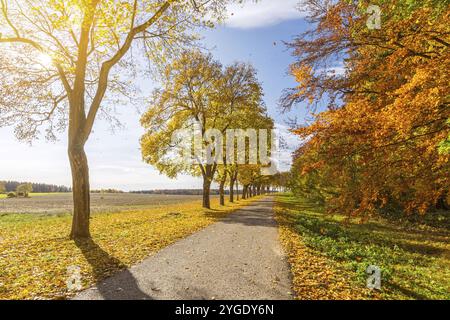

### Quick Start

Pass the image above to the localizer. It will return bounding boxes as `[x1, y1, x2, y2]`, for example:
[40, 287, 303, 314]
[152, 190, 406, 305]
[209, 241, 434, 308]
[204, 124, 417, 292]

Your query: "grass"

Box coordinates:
[275, 193, 450, 300]
[0, 196, 261, 300]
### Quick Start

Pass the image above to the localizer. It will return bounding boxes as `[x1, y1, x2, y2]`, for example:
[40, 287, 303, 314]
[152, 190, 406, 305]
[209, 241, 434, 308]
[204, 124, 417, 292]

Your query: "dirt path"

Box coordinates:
[74, 197, 292, 300]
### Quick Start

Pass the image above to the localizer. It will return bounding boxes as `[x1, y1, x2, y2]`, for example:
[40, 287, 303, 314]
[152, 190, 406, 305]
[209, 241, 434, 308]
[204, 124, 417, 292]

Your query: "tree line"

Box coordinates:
[282, 0, 449, 218]
[140, 50, 280, 208]
[0, 181, 71, 193]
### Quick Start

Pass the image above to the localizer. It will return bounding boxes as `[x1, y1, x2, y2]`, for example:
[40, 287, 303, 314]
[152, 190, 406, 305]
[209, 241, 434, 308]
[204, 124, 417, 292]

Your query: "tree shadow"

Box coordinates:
[75, 238, 152, 300]
[277, 197, 449, 258]
[386, 282, 430, 300]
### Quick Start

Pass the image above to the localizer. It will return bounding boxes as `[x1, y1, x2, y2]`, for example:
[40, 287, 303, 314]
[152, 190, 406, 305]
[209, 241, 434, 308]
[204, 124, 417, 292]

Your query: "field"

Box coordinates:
[0, 193, 254, 300]
[275, 194, 450, 300]
[0, 193, 210, 214]
[0, 193, 57, 200]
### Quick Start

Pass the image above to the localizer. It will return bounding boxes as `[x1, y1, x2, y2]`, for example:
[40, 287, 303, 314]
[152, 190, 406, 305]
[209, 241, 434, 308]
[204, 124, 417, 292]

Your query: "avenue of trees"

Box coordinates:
[140, 50, 277, 209]
[283, 0, 449, 218]
[0, 0, 254, 239]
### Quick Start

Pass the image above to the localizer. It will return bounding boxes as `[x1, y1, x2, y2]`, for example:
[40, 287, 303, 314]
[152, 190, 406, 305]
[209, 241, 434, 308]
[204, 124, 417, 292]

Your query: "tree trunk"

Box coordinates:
[69, 144, 91, 239]
[236, 181, 239, 201]
[201, 164, 216, 209]
[202, 177, 212, 209]
[219, 173, 227, 206]
[257, 185, 261, 195]
[229, 178, 235, 203]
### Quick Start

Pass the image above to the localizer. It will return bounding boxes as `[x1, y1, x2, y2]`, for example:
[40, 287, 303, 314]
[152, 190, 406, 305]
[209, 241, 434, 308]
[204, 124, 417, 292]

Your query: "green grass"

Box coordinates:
[276, 193, 450, 300]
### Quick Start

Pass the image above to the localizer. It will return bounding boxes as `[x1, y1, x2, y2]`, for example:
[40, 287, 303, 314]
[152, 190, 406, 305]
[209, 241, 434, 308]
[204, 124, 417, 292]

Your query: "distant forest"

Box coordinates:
[131, 189, 234, 196]
[0, 181, 71, 193]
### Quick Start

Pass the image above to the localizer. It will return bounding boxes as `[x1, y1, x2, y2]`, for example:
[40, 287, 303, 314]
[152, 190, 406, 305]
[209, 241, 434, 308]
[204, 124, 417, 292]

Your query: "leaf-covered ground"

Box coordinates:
[275, 194, 450, 300]
[0, 196, 260, 300]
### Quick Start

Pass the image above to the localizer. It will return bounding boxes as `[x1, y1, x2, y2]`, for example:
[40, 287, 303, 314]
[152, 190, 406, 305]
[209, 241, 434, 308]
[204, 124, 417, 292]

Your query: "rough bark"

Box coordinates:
[201, 164, 215, 209]
[69, 143, 91, 239]
[229, 178, 235, 203]
[219, 172, 227, 206]
[203, 178, 212, 209]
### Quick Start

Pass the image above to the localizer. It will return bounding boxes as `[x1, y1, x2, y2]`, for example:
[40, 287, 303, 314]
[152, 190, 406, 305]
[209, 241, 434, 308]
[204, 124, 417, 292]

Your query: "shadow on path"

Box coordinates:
[75, 238, 152, 300]
[218, 197, 277, 228]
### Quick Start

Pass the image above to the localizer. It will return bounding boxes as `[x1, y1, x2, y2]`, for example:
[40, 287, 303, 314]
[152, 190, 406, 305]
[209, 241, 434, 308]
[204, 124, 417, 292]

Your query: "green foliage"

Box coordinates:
[438, 137, 450, 154]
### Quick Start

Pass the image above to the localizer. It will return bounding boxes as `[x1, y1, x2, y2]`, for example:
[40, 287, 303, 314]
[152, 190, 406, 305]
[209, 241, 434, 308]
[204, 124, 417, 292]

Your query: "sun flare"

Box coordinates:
[36, 53, 54, 68]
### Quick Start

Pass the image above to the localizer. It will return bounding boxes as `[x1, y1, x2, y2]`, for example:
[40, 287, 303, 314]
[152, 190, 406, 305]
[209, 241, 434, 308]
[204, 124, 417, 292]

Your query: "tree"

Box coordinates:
[0, 0, 239, 238]
[0, 181, 5, 194]
[16, 183, 33, 197]
[238, 164, 259, 199]
[141, 50, 222, 209]
[214, 166, 228, 206]
[283, 0, 449, 217]
[140, 51, 266, 208]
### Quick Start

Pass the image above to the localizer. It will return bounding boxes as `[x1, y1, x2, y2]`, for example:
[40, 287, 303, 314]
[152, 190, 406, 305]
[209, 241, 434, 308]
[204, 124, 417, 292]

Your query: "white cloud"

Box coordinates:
[224, 0, 305, 29]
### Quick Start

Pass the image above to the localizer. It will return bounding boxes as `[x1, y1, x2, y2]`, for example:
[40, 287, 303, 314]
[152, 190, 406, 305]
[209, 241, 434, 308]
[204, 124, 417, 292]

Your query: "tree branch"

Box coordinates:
[83, 0, 174, 141]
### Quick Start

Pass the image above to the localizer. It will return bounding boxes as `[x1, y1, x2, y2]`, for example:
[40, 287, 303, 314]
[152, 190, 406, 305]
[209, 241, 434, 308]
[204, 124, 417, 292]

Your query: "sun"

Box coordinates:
[36, 53, 54, 68]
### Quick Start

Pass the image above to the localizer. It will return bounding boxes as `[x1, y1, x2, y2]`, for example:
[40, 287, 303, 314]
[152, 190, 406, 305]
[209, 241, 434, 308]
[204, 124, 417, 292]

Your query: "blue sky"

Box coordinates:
[0, 0, 310, 191]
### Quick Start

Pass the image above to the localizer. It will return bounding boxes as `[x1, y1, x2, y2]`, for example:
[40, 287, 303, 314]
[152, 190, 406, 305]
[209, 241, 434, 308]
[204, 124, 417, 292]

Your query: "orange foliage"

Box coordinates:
[285, 0, 450, 217]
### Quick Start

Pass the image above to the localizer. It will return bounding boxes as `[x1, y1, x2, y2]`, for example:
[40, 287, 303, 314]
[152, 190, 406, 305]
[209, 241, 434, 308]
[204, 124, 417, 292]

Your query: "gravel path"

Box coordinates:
[74, 197, 293, 300]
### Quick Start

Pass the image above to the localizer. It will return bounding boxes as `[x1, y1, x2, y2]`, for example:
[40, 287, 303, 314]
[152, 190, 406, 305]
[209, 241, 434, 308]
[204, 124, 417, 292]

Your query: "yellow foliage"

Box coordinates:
[0, 197, 261, 300]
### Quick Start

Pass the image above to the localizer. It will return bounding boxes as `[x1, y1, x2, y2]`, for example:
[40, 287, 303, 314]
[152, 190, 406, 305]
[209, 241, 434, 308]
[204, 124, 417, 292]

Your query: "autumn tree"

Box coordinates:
[283, 0, 449, 217]
[214, 166, 228, 205]
[16, 183, 33, 197]
[238, 164, 259, 199]
[0, 0, 242, 238]
[140, 51, 266, 208]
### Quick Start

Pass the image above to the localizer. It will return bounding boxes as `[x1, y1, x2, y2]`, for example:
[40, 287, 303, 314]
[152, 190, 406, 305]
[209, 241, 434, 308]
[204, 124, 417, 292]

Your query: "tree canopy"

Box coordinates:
[284, 0, 449, 218]
[140, 50, 272, 208]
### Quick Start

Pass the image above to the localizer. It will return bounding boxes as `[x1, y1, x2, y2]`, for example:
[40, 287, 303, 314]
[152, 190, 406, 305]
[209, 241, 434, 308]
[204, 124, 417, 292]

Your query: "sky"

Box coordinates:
[0, 0, 311, 191]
